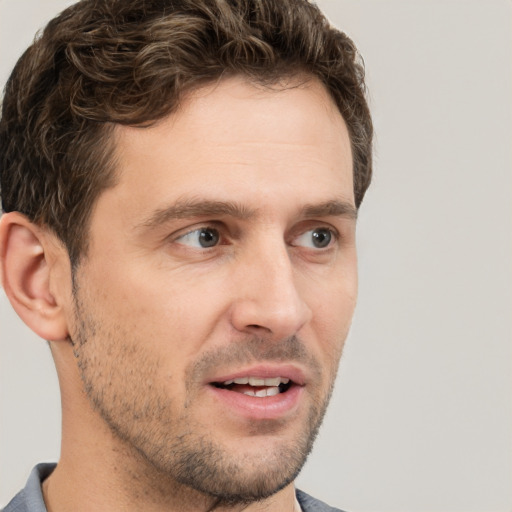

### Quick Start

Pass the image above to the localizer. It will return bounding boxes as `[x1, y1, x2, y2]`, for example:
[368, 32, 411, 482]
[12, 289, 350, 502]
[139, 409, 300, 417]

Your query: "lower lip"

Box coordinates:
[207, 385, 304, 421]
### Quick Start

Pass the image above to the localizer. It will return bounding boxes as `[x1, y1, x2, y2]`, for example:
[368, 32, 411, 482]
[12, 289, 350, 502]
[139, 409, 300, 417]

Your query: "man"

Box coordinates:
[0, 0, 372, 510]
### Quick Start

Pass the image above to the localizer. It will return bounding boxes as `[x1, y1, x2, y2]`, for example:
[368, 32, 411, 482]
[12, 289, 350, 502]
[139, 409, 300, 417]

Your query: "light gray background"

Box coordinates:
[1, 1, 511, 511]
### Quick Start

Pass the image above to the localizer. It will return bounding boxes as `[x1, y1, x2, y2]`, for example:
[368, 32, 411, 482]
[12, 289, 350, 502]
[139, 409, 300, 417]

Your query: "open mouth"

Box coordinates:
[212, 376, 293, 397]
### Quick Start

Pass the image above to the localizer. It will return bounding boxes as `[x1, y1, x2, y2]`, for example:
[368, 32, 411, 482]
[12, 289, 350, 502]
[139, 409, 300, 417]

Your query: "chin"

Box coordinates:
[172, 438, 308, 504]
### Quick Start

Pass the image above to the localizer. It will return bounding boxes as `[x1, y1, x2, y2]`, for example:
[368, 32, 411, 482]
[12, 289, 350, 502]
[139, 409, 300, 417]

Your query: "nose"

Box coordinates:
[229, 241, 312, 340]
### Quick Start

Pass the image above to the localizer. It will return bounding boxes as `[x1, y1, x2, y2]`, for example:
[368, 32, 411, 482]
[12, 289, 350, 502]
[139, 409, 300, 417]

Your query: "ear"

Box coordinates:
[0, 212, 70, 341]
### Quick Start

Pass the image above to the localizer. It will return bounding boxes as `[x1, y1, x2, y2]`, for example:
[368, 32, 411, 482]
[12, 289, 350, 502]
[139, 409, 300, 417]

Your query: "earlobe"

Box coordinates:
[0, 212, 70, 341]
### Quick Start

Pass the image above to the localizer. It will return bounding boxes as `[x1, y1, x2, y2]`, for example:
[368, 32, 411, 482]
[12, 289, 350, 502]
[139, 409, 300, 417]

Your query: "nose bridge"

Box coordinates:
[231, 234, 312, 338]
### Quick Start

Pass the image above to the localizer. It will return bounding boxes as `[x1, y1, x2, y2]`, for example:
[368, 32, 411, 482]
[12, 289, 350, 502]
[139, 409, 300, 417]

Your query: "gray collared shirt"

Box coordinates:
[2, 463, 344, 512]
[2, 463, 54, 512]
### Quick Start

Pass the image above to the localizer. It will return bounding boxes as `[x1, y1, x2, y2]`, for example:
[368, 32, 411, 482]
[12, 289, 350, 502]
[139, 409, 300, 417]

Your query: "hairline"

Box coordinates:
[72, 71, 357, 268]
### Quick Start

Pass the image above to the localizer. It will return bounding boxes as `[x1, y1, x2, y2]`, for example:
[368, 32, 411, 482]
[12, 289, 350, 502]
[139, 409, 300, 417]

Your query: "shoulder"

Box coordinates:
[2, 463, 55, 512]
[296, 488, 348, 512]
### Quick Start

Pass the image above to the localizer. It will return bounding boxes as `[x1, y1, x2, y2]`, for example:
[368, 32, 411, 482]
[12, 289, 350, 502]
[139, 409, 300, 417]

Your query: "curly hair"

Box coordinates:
[0, 0, 373, 265]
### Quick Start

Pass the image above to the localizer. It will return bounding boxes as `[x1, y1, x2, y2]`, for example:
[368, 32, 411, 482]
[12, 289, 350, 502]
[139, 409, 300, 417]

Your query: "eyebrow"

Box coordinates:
[138, 199, 258, 230]
[137, 197, 357, 231]
[301, 200, 358, 220]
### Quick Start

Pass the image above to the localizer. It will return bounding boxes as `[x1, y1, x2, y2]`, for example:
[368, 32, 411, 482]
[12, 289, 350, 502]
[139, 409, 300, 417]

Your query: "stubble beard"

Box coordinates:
[70, 288, 339, 507]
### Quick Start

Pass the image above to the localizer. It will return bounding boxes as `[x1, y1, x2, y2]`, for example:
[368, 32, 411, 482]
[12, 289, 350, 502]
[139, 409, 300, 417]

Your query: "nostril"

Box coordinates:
[246, 324, 272, 333]
[247, 324, 260, 329]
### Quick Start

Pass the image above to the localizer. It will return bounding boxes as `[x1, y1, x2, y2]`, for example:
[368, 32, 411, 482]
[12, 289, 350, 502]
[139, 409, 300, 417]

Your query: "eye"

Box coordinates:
[293, 227, 334, 249]
[176, 227, 220, 248]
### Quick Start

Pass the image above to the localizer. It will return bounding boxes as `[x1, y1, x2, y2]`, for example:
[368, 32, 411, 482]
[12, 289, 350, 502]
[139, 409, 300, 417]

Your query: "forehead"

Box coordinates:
[97, 76, 354, 227]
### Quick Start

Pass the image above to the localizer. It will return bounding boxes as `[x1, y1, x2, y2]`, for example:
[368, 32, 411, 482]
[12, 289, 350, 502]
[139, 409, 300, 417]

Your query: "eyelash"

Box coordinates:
[290, 227, 338, 250]
[172, 224, 339, 251]
[174, 225, 224, 249]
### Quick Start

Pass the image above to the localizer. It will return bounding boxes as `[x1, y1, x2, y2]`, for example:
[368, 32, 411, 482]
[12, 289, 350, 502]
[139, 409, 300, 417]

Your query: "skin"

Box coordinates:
[0, 76, 357, 512]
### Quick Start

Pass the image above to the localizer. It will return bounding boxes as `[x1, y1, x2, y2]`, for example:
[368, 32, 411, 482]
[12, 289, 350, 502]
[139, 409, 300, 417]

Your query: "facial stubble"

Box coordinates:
[70, 286, 341, 506]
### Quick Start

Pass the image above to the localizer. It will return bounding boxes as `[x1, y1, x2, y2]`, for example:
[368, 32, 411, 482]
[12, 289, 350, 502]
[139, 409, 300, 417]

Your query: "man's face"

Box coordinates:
[70, 76, 357, 503]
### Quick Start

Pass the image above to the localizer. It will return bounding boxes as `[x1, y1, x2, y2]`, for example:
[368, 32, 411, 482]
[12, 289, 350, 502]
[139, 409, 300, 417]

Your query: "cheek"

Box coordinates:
[89, 264, 228, 362]
[309, 254, 358, 312]
[306, 264, 357, 354]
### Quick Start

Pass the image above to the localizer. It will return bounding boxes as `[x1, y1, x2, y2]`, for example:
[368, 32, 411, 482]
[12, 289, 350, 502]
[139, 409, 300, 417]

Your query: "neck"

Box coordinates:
[47, 343, 301, 512]
[42, 465, 299, 512]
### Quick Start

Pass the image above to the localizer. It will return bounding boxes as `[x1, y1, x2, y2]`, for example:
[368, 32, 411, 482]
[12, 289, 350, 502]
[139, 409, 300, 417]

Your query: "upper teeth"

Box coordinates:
[223, 377, 290, 386]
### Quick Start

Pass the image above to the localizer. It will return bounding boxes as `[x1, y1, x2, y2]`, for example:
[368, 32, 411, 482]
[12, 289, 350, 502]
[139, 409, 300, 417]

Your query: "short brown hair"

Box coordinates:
[0, 0, 373, 265]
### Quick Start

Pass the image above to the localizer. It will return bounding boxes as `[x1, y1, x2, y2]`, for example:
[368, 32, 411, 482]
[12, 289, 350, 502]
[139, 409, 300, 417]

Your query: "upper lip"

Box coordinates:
[206, 364, 307, 387]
